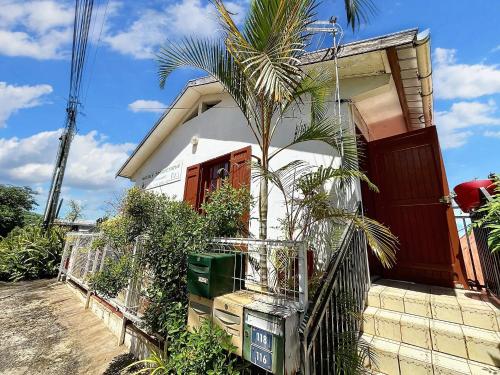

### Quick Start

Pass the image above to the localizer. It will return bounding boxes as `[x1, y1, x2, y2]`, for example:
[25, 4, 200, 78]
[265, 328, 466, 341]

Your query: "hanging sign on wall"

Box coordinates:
[142, 161, 182, 189]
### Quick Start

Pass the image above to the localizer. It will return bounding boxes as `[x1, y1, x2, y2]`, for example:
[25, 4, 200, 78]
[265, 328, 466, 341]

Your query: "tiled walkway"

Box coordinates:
[362, 279, 500, 374]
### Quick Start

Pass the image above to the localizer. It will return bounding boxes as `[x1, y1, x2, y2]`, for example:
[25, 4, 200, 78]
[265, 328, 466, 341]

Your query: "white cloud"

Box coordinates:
[436, 100, 500, 149]
[128, 99, 167, 113]
[0, 129, 135, 190]
[0, 0, 119, 59]
[434, 48, 500, 100]
[105, 0, 245, 59]
[484, 130, 500, 138]
[0, 81, 53, 127]
[0, 0, 74, 59]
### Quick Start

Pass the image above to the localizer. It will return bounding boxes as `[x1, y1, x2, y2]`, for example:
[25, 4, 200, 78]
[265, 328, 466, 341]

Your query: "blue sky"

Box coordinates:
[0, 0, 499, 219]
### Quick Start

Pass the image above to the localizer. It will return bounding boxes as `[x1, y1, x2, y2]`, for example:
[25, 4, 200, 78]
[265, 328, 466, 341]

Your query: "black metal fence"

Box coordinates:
[470, 189, 500, 297]
[299, 218, 370, 375]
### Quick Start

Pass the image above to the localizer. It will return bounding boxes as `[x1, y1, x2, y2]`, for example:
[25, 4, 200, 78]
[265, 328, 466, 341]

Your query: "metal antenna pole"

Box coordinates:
[306, 18, 345, 155]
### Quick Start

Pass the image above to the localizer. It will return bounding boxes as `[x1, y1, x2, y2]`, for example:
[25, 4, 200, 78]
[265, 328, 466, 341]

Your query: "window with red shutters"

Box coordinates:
[183, 146, 251, 211]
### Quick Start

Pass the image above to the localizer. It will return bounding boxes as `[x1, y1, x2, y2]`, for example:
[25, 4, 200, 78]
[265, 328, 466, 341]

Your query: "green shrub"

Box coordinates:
[82, 184, 251, 340]
[129, 320, 240, 375]
[202, 182, 252, 237]
[140, 197, 206, 337]
[88, 254, 133, 299]
[476, 174, 500, 253]
[0, 225, 65, 281]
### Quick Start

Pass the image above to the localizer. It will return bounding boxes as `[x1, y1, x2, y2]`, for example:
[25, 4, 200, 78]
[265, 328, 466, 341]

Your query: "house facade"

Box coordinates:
[117, 28, 467, 289]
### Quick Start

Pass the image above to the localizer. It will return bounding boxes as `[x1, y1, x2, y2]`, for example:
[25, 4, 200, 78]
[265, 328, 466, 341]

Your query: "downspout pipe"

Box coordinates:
[415, 29, 433, 127]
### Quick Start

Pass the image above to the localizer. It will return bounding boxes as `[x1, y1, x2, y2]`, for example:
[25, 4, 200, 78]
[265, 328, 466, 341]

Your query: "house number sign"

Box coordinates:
[250, 326, 273, 371]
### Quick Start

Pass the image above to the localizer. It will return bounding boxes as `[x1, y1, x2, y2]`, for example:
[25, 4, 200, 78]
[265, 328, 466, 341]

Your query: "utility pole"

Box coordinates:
[43, 103, 77, 228]
[43, 0, 95, 228]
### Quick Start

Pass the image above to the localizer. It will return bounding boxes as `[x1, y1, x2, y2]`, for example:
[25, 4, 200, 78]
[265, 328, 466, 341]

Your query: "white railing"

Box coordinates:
[59, 233, 309, 321]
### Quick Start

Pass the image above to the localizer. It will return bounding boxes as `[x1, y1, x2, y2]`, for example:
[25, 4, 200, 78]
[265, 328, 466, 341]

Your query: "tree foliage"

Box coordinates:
[65, 199, 85, 222]
[0, 184, 38, 238]
[254, 161, 398, 268]
[476, 174, 500, 253]
[0, 225, 65, 281]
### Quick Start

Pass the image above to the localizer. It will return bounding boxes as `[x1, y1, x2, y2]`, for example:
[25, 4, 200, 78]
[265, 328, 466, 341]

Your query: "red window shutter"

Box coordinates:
[229, 146, 251, 189]
[230, 146, 251, 233]
[183, 164, 201, 208]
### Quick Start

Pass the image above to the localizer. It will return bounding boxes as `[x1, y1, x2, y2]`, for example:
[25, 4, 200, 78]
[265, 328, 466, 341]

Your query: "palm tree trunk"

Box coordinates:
[259, 151, 269, 290]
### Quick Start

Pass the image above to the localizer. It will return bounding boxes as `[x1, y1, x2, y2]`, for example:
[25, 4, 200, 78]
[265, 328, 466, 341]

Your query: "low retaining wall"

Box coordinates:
[65, 280, 156, 359]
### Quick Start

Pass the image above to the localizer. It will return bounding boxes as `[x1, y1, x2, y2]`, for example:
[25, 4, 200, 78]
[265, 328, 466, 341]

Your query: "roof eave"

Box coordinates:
[116, 28, 421, 179]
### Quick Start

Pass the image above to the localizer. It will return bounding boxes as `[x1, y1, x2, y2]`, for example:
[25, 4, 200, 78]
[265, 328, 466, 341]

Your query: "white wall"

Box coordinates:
[132, 92, 358, 239]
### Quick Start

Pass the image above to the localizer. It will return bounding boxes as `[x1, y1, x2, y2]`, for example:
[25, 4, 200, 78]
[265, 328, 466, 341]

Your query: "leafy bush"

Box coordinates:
[0, 225, 65, 281]
[140, 197, 206, 337]
[88, 254, 133, 299]
[129, 320, 239, 375]
[92, 215, 134, 254]
[476, 175, 500, 253]
[85, 184, 251, 340]
[202, 182, 252, 237]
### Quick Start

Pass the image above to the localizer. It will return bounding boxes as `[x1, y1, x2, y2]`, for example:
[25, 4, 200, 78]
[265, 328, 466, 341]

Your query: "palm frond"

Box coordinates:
[215, 0, 316, 102]
[284, 68, 335, 120]
[299, 166, 379, 194]
[157, 38, 250, 118]
[252, 159, 311, 199]
[343, 0, 377, 31]
[353, 216, 398, 268]
[273, 117, 358, 169]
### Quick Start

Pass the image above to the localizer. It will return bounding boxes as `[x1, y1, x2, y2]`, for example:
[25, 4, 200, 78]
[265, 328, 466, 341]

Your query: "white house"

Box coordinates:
[117, 28, 468, 288]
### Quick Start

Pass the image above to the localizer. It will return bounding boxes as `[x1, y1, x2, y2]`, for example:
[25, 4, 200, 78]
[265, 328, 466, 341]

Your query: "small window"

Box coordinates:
[200, 156, 231, 206]
[183, 108, 198, 124]
[201, 100, 221, 113]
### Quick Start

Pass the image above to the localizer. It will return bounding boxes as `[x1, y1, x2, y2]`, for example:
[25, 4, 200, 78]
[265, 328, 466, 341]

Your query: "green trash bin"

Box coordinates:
[187, 252, 243, 299]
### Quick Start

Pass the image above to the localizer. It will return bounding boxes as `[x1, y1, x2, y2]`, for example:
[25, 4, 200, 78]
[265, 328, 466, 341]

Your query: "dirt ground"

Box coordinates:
[0, 279, 134, 375]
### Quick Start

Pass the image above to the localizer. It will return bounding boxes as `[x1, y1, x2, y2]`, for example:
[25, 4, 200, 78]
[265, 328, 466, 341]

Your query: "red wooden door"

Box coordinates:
[366, 127, 467, 288]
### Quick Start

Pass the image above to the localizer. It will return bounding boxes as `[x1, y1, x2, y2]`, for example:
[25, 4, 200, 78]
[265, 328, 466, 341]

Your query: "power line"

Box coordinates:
[43, 0, 96, 228]
[83, 0, 110, 106]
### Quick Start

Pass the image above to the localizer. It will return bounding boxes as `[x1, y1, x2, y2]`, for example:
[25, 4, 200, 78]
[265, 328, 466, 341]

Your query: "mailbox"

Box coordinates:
[213, 290, 257, 357]
[187, 294, 213, 332]
[187, 252, 243, 299]
[243, 296, 300, 374]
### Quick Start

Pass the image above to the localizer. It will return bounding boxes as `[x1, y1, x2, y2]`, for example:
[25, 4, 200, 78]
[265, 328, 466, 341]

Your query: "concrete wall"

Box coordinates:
[132, 92, 358, 239]
[65, 281, 155, 359]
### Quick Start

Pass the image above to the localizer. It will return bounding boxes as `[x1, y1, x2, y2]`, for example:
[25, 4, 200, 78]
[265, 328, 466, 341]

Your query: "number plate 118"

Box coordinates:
[251, 327, 273, 351]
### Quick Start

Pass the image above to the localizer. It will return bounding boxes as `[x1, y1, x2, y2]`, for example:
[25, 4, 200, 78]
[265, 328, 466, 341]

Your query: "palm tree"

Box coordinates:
[157, 0, 380, 286]
[254, 161, 397, 268]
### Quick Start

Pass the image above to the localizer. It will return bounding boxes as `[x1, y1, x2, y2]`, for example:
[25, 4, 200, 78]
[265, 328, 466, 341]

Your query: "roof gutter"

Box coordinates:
[415, 29, 433, 127]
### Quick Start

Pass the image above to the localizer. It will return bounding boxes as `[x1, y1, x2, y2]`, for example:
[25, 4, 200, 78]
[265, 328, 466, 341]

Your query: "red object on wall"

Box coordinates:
[230, 146, 251, 189]
[454, 179, 495, 213]
[183, 164, 201, 208]
[307, 249, 314, 278]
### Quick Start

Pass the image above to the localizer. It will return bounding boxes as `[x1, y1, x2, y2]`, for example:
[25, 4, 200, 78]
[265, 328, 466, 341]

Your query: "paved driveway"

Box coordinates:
[0, 279, 131, 375]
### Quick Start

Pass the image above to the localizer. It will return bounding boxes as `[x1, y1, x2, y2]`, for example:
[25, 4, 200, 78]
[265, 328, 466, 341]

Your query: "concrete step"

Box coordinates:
[367, 280, 500, 332]
[362, 333, 500, 375]
[362, 306, 500, 367]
